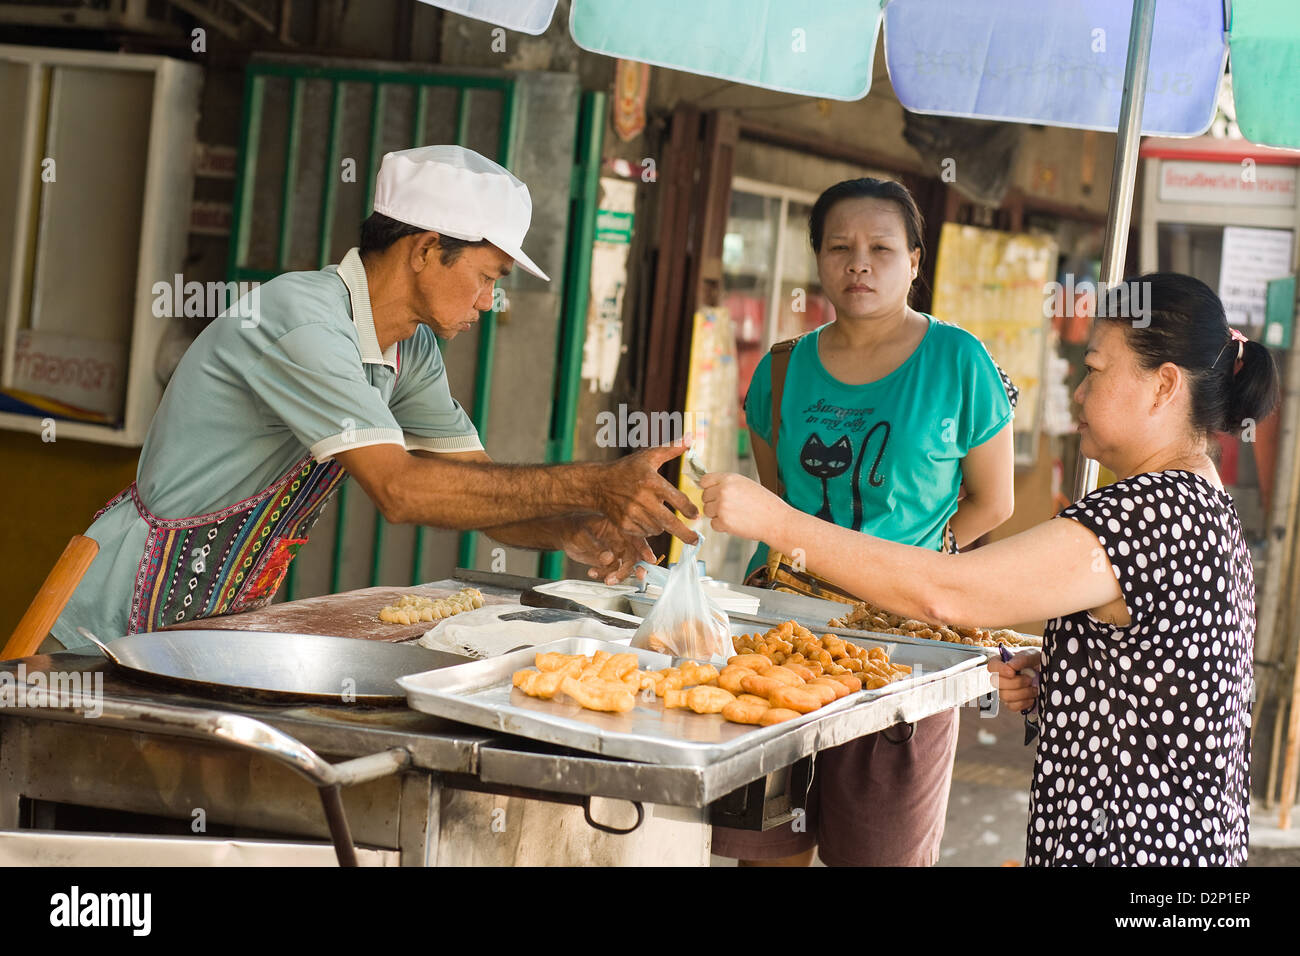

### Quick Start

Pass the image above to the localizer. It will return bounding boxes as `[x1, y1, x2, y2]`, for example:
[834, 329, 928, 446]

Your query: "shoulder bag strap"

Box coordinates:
[768, 333, 807, 497]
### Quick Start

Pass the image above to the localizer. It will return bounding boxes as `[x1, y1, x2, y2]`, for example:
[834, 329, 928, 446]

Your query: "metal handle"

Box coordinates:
[520, 588, 638, 629]
[882, 721, 916, 744]
[583, 796, 644, 835]
[317, 785, 358, 867]
[3, 537, 99, 661]
[5, 693, 410, 866]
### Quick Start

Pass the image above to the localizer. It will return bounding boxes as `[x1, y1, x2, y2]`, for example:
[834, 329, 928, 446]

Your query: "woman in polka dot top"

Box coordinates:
[699, 273, 1281, 866]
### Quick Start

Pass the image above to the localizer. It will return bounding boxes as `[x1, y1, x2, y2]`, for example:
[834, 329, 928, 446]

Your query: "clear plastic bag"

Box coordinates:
[631, 537, 731, 662]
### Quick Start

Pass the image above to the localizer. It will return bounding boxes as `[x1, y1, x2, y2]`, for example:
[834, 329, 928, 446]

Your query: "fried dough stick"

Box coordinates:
[663, 686, 736, 714]
[560, 676, 636, 713]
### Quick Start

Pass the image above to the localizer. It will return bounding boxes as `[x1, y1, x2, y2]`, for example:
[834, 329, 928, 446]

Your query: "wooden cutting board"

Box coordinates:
[164, 585, 520, 643]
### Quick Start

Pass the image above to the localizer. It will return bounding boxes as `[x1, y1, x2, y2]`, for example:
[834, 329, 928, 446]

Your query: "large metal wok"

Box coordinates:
[71, 627, 471, 865]
[77, 627, 468, 705]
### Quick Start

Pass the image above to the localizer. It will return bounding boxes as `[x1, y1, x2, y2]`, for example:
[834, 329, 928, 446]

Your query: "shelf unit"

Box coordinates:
[0, 45, 202, 445]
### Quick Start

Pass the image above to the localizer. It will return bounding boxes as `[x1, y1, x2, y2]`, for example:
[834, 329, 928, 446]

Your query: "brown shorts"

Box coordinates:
[711, 708, 960, 866]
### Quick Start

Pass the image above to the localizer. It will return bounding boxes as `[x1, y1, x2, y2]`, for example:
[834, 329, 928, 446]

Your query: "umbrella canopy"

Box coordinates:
[420, 0, 1300, 503]
[883, 0, 1224, 135]
[420, 0, 1300, 149]
[569, 0, 881, 100]
[1230, 0, 1300, 148]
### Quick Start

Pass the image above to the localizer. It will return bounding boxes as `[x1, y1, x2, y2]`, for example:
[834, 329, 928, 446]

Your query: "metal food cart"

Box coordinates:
[0, 575, 993, 866]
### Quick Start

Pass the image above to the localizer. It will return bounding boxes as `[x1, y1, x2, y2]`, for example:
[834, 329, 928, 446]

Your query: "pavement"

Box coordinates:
[942, 699, 1300, 866]
[940, 699, 1037, 866]
[714, 698, 1300, 866]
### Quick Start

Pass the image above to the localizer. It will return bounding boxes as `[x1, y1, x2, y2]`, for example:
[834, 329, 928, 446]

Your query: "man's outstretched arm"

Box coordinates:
[334, 441, 699, 544]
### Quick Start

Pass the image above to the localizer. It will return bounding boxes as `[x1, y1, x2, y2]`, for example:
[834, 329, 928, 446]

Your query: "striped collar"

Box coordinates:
[337, 247, 398, 371]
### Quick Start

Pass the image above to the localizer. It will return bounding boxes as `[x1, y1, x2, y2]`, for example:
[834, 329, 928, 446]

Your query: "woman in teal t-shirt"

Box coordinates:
[743, 317, 1015, 575]
[713, 178, 1017, 868]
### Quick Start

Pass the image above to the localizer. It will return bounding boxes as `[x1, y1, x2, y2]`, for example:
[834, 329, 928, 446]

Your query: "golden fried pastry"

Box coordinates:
[535, 652, 584, 672]
[721, 698, 771, 725]
[534, 669, 572, 698]
[759, 708, 802, 726]
[732, 620, 919, 699]
[781, 661, 818, 682]
[651, 661, 718, 697]
[735, 693, 771, 707]
[559, 676, 635, 713]
[829, 601, 1042, 649]
[824, 673, 863, 695]
[740, 674, 787, 700]
[511, 668, 568, 700]
[718, 664, 755, 695]
[653, 671, 686, 696]
[664, 686, 736, 714]
[810, 677, 851, 700]
[681, 662, 719, 686]
[769, 685, 823, 714]
[860, 661, 893, 682]
[757, 665, 805, 687]
[598, 653, 639, 681]
[727, 654, 770, 671]
[800, 681, 838, 706]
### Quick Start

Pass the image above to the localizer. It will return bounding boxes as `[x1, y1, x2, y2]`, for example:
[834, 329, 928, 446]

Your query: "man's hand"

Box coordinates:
[596, 440, 700, 545]
[560, 516, 656, 585]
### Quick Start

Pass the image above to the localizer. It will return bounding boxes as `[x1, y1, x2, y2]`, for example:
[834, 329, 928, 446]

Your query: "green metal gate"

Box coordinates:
[226, 59, 602, 599]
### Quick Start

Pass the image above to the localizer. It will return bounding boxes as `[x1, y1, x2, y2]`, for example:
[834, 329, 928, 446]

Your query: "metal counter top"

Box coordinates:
[0, 645, 991, 808]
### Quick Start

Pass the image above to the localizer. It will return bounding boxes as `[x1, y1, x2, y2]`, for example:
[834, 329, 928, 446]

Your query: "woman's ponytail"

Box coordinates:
[1223, 337, 1281, 437]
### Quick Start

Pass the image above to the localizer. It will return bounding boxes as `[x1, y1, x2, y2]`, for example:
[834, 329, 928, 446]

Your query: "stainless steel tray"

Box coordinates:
[399, 634, 986, 767]
[721, 587, 1041, 657]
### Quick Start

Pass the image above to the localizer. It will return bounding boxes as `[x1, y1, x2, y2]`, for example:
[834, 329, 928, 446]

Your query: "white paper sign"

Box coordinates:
[1218, 227, 1295, 329]
[581, 178, 637, 393]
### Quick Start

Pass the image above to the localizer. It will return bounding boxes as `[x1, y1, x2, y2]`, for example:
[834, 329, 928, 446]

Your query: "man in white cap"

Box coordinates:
[51, 146, 696, 648]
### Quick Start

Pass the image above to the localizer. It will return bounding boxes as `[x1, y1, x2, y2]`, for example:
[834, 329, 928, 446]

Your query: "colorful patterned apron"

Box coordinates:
[100, 258, 398, 634]
[96, 456, 348, 633]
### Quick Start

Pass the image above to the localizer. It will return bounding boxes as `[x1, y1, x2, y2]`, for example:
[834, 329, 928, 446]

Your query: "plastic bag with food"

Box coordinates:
[631, 537, 731, 662]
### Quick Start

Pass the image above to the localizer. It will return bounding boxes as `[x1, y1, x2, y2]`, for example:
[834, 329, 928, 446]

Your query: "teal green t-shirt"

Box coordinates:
[744, 316, 1013, 574]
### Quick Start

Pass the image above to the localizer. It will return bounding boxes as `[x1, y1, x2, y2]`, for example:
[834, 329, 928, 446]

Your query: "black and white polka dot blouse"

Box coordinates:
[1026, 470, 1253, 866]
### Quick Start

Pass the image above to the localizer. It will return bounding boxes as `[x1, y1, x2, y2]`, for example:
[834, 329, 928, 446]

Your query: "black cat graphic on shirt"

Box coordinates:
[798, 423, 891, 526]
[800, 434, 852, 520]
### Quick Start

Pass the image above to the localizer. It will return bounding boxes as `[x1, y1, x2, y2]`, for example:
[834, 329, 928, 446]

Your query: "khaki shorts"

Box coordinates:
[711, 708, 959, 866]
